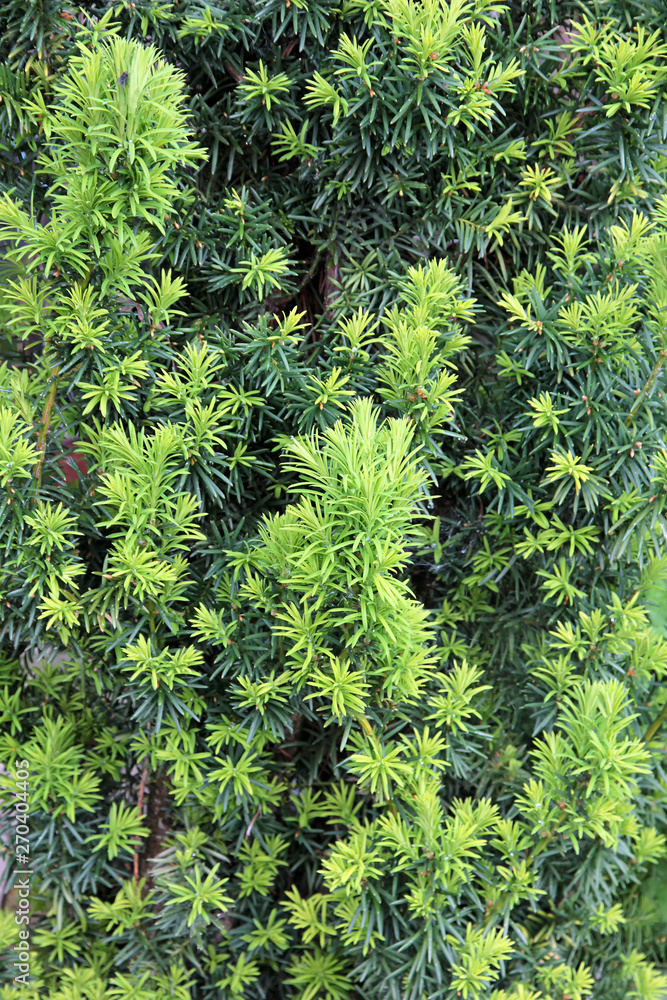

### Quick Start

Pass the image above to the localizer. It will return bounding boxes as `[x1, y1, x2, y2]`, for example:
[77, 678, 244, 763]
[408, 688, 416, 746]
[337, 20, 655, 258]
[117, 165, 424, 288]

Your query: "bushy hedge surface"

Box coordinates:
[1, 2, 667, 998]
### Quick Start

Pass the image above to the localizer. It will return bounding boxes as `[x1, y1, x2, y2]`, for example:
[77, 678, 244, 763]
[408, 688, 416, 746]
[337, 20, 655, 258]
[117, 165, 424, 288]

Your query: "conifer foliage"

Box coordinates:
[1, 2, 667, 999]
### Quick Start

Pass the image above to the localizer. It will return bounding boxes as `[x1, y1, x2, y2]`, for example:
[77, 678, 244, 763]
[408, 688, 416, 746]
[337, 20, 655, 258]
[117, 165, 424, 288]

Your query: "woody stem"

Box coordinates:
[133, 764, 149, 884]
[33, 261, 96, 495]
[644, 701, 667, 744]
[33, 367, 61, 494]
[626, 350, 667, 426]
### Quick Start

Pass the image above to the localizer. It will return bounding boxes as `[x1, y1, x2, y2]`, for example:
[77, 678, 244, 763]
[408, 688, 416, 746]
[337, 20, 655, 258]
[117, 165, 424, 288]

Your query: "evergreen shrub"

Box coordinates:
[1, 2, 667, 998]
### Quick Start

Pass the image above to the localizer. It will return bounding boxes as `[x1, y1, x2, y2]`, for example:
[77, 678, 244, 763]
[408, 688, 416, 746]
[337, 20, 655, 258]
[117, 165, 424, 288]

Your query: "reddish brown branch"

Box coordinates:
[133, 764, 149, 884]
[245, 805, 262, 840]
[33, 366, 61, 493]
[142, 773, 171, 889]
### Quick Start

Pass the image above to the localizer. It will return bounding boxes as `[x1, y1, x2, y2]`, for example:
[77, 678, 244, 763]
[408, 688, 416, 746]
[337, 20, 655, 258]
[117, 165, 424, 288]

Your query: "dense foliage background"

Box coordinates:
[1, 1, 667, 998]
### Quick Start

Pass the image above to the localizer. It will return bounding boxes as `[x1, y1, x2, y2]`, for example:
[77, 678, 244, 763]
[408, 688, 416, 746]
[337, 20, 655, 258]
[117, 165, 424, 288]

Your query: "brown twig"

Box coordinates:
[225, 61, 243, 83]
[626, 351, 667, 426]
[32, 261, 95, 496]
[142, 772, 171, 890]
[322, 254, 340, 321]
[133, 764, 149, 884]
[644, 701, 667, 744]
[33, 366, 61, 494]
[245, 805, 262, 840]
